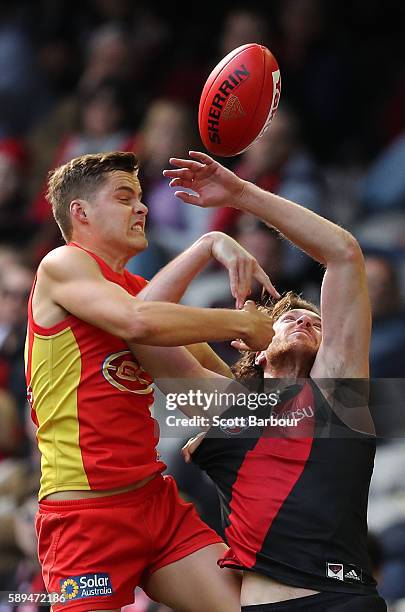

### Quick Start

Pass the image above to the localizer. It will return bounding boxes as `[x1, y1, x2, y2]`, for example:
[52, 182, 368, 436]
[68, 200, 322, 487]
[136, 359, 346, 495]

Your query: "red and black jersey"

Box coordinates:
[192, 379, 377, 595]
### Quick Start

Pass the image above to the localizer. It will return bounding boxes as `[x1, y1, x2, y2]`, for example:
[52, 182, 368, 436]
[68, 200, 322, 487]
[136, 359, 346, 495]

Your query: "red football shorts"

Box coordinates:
[36, 474, 223, 611]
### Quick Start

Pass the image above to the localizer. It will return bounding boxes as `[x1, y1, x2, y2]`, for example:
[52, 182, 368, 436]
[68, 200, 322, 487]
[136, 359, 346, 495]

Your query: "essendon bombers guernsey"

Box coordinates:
[25, 243, 166, 500]
[192, 379, 378, 595]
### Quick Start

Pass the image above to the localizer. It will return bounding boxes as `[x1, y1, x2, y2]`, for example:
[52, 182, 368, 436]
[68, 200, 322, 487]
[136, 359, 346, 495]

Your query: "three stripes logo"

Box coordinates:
[345, 568, 362, 582]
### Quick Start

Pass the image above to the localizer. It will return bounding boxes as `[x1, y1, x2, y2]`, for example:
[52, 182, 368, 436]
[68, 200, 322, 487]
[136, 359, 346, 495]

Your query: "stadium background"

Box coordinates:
[0, 0, 404, 610]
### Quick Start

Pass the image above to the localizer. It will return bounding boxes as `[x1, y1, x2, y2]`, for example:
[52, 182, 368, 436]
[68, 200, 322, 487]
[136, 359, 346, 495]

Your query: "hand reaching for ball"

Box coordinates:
[163, 150, 246, 209]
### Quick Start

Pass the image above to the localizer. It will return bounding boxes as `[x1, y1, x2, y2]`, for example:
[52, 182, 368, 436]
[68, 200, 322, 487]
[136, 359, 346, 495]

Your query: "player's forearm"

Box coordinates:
[130, 301, 251, 346]
[185, 343, 233, 378]
[236, 182, 360, 265]
[137, 234, 214, 303]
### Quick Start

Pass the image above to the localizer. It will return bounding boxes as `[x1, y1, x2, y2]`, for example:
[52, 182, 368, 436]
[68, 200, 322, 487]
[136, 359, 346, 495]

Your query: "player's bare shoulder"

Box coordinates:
[38, 244, 100, 283]
[33, 246, 100, 327]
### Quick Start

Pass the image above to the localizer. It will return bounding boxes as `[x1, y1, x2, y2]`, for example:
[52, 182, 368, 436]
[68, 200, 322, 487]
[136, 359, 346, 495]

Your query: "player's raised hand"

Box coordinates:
[208, 232, 280, 308]
[163, 151, 246, 208]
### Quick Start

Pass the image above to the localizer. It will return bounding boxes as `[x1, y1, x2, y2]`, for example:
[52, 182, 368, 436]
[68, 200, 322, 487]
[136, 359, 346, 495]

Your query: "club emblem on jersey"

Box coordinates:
[327, 563, 344, 581]
[220, 419, 250, 436]
[102, 350, 153, 394]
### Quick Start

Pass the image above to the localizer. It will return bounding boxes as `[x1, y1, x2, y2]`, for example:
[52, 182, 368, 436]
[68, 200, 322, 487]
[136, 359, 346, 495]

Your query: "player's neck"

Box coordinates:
[263, 356, 312, 379]
[70, 238, 130, 274]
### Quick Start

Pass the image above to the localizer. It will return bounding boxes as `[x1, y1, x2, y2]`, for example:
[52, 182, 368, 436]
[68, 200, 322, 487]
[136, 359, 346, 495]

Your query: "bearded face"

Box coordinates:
[257, 308, 322, 375]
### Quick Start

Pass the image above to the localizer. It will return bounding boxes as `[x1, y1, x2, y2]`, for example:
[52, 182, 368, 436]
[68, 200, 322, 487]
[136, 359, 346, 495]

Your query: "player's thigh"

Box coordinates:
[144, 543, 241, 612]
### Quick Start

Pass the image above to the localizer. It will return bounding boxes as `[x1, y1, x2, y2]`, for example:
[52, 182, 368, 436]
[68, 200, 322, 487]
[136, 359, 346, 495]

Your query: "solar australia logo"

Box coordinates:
[60, 573, 113, 600]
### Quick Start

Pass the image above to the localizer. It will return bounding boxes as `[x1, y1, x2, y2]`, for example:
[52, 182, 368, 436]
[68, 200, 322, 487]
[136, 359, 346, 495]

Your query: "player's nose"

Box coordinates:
[296, 316, 312, 328]
[134, 201, 148, 216]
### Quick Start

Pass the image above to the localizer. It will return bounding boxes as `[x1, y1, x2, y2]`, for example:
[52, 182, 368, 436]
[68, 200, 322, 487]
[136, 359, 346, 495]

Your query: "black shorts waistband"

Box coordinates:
[241, 592, 387, 611]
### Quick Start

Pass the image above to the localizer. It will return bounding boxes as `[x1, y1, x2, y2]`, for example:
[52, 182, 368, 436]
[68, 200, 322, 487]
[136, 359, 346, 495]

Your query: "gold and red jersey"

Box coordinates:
[25, 243, 166, 500]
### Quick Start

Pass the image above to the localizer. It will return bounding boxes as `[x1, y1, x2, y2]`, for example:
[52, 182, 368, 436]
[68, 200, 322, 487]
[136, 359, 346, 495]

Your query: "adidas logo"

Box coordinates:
[222, 95, 246, 120]
[345, 569, 361, 581]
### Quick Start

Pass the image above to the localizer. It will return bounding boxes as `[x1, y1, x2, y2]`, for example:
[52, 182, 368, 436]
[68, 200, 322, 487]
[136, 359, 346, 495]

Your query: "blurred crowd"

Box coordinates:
[0, 0, 404, 610]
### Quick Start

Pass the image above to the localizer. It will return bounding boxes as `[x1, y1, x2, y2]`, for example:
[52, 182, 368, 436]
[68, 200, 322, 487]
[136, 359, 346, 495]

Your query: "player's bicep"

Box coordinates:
[314, 254, 371, 377]
[40, 249, 138, 338]
[52, 276, 137, 337]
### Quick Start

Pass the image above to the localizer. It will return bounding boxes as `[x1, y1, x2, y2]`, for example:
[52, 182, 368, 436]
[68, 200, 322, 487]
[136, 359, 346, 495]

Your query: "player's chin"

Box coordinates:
[290, 335, 313, 348]
[289, 336, 318, 355]
[129, 234, 148, 250]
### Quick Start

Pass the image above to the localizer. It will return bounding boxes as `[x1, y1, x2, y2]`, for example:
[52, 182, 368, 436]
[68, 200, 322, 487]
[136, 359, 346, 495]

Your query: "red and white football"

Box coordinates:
[198, 43, 281, 157]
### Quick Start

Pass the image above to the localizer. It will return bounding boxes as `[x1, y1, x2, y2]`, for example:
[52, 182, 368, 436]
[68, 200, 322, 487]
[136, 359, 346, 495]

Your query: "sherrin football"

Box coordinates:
[198, 43, 281, 157]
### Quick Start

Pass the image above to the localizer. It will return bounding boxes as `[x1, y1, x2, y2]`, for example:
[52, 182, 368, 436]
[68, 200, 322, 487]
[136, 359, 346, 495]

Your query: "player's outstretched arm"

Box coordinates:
[38, 246, 274, 350]
[164, 151, 371, 378]
[138, 231, 279, 309]
[137, 230, 277, 376]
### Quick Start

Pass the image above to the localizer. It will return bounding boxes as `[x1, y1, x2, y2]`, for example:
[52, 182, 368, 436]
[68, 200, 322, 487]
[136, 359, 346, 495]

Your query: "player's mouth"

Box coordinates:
[131, 221, 145, 233]
[291, 329, 312, 340]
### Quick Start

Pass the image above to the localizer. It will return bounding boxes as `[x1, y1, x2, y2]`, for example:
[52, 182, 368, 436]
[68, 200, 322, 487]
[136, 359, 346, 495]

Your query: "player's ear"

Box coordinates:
[70, 199, 88, 223]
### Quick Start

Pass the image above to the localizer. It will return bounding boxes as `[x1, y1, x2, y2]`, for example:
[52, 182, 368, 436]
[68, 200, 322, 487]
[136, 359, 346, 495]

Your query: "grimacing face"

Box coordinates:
[273, 308, 322, 348]
[256, 308, 322, 371]
[76, 170, 149, 254]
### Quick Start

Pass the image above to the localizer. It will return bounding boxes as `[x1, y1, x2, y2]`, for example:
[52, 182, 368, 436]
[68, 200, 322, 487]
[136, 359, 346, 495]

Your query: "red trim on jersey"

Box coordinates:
[28, 275, 76, 336]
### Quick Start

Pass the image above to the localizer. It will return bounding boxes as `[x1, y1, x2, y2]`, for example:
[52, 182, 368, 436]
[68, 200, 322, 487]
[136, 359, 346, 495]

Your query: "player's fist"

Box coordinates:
[238, 301, 275, 351]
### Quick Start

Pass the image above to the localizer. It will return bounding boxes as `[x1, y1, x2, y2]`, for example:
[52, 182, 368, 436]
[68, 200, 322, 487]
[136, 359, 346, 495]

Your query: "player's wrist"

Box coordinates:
[236, 308, 254, 343]
[190, 232, 216, 260]
[231, 179, 251, 210]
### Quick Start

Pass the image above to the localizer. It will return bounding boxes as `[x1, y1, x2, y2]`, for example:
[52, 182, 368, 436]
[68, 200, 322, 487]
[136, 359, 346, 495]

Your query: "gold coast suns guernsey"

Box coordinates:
[25, 243, 166, 500]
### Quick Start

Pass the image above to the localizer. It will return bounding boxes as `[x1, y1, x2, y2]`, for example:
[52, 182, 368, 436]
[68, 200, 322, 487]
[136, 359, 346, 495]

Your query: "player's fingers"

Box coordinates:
[242, 299, 257, 312]
[169, 157, 205, 171]
[253, 265, 281, 299]
[163, 168, 194, 180]
[235, 259, 251, 309]
[242, 259, 254, 300]
[231, 339, 251, 352]
[228, 264, 239, 301]
[169, 178, 194, 189]
[174, 191, 202, 206]
[189, 150, 215, 165]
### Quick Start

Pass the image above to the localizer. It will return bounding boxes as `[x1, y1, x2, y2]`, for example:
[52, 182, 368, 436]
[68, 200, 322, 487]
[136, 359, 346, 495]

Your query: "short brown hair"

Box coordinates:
[232, 291, 320, 380]
[46, 151, 139, 242]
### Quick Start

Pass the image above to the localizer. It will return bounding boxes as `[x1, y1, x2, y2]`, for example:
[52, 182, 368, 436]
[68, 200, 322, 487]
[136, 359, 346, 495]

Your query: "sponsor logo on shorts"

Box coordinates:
[327, 563, 344, 581]
[60, 573, 113, 600]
